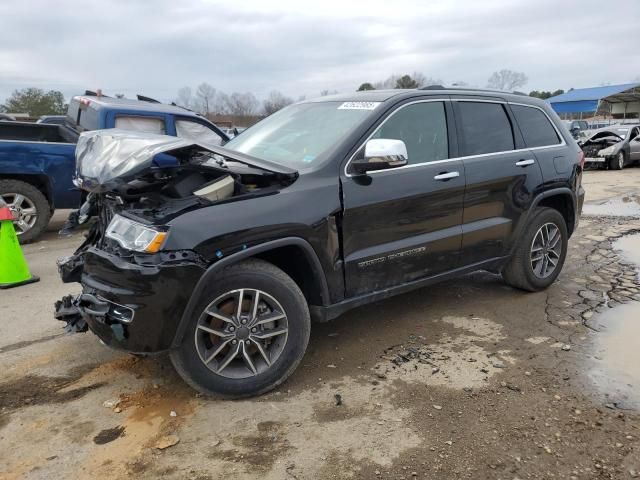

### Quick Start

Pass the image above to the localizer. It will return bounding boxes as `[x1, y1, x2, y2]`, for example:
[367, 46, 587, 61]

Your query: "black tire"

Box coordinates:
[609, 151, 625, 170]
[170, 259, 311, 398]
[502, 207, 568, 292]
[0, 179, 51, 244]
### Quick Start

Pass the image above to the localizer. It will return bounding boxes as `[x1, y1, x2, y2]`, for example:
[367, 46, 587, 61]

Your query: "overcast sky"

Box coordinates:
[1, 0, 639, 105]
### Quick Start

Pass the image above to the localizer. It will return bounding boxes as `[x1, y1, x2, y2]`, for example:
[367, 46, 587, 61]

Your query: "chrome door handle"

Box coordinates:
[433, 171, 460, 181]
[515, 159, 535, 167]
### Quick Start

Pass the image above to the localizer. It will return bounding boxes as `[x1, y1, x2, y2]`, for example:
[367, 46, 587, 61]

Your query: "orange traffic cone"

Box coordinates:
[0, 206, 39, 289]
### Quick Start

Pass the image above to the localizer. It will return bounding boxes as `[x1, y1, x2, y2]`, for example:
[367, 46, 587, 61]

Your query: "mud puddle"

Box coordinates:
[613, 232, 640, 268]
[589, 302, 640, 409]
[589, 232, 640, 409]
[582, 193, 640, 217]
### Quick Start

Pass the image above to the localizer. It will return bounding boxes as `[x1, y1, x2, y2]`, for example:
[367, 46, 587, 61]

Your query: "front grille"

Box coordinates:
[583, 145, 601, 157]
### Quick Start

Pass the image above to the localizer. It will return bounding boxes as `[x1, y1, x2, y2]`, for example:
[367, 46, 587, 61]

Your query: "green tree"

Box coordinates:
[357, 82, 375, 91]
[529, 89, 565, 100]
[1, 88, 66, 116]
[395, 75, 419, 89]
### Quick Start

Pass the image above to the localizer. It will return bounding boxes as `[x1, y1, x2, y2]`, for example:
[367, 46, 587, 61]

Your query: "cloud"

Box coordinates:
[1, 0, 638, 104]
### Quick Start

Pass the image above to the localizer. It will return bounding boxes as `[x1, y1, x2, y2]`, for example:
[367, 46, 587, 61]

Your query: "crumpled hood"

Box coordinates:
[75, 129, 298, 193]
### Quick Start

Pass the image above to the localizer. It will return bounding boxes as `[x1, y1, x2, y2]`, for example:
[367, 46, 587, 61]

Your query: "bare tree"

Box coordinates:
[411, 72, 443, 88]
[263, 90, 294, 115]
[486, 70, 528, 91]
[213, 92, 230, 114]
[225, 92, 259, 116]
[175, 86, 193, 109]
[320, 89, 339, 96]
[373, 73, 442, 89]
[374, 75, 399, 89]
[195, 83, 216, 115]
[451, 80, 469, 87]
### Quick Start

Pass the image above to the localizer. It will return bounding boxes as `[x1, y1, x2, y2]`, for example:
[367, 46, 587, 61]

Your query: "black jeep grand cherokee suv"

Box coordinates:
[56, 88, 585, 397]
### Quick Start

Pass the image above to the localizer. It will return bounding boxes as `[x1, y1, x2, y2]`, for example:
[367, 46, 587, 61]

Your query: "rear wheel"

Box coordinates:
[170, 259, 310, 398]
[0, 179, 51, 243]
[502, 207, 568, 292]
[609, 151, 625, 170]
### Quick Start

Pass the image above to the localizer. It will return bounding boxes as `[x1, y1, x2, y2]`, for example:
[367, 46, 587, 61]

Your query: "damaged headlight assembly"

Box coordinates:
[106, 214, 168, 253]
[597, 146, 617, 156]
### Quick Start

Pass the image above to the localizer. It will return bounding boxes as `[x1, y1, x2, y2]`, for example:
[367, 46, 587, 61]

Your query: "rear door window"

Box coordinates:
[115, 116, 166, 135]
[511, 105, 561, 148]
[371, 101, 448, 164]
[457, 102, 515, 156]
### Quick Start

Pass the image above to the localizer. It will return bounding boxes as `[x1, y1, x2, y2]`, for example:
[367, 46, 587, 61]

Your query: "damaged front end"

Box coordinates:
[54, 129, 298, 352]
[580, 130, 623, 165]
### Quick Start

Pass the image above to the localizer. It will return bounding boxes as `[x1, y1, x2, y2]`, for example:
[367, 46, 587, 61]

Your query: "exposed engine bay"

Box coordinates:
[579, 130, 623, 162]
[60, 129, 298, 232]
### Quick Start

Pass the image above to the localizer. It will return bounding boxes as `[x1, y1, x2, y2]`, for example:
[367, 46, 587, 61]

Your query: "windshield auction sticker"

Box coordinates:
[338, 102, 381, 110]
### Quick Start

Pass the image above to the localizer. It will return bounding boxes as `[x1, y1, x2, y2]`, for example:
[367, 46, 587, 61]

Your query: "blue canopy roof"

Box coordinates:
[547, 83, 640, 114]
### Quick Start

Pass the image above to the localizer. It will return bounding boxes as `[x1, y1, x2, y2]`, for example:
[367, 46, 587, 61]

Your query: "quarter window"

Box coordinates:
[371, 102, 448, 164]
[511, 105, 561, 148]
[458, 102, 514, 156]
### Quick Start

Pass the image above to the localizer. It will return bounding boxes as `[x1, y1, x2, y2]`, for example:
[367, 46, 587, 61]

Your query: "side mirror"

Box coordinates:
[351, 139, 408, 175]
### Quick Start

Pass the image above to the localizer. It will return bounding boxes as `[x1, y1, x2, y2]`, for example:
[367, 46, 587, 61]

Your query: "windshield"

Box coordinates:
[223, 101, 378, 169]
[613, 128, 628, 138]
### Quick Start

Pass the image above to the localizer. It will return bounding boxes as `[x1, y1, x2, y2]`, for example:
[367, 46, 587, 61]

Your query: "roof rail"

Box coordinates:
[419, 85, 528, 96]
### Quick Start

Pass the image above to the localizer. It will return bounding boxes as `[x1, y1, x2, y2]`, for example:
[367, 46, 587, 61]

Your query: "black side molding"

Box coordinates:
[171, 237, 330, 348]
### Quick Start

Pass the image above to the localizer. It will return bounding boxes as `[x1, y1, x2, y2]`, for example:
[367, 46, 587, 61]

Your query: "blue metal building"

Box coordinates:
[547, 83, 640, 119]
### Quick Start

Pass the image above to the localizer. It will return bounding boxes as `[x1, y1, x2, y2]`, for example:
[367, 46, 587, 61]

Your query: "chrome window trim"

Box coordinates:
[343, 98, 448, 178]
[344, 98, 566, 178]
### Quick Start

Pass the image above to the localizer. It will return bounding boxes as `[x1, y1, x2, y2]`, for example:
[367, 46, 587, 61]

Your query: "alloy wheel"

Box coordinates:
[0, 193, 37, 235]
[530, 222, 562, 279]
[194, 288, 289, 379]
[618, 152, 624, 169]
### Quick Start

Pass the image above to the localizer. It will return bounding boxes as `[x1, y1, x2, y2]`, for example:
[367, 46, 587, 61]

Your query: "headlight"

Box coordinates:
[598, 146, 616, 156]
[105, 215, 167, 253]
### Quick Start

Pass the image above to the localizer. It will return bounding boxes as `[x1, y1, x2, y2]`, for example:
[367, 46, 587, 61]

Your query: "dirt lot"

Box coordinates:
[1, 168, 640, 480]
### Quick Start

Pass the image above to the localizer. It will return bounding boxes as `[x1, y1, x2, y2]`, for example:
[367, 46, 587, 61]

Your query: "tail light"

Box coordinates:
[577, 150, 585, 169]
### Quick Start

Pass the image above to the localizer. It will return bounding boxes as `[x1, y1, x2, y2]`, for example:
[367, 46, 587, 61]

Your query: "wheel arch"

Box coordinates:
[511, 188, 577, 256]
[536, 190, 576, 237]
[171, 237, 330, 348]
[0, 174, 54, 210]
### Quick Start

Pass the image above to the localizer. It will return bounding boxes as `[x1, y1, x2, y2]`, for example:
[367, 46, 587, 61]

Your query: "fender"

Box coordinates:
[510, 187, 577, 254]
[171, 237, 330, 348]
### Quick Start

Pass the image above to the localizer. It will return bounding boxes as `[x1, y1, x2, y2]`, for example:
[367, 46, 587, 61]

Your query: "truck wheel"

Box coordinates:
[609, 151, 625, 170]
[502, 207, 568, 292]
[170, 259, 311, 398]
[0, 179, 51, 244]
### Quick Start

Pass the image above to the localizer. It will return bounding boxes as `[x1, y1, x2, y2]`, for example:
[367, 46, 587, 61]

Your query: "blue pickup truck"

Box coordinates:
[0, 95, 228, 242]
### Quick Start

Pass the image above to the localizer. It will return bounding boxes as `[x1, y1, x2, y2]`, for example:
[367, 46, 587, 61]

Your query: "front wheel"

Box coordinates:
[0, 179, 51, 243]
[502, 207, 568, 292]
[170, 259, 310, 398]
[609, 151, 625, 170]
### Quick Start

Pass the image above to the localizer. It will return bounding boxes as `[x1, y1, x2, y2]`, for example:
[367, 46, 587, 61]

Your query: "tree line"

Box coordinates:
[0, 71, 576, 118]
[175, 83, 298, 116]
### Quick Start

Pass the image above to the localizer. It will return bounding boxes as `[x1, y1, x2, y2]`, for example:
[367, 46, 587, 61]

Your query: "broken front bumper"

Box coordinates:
[55, 247, 205, 354]
[584, 157, 607, 163]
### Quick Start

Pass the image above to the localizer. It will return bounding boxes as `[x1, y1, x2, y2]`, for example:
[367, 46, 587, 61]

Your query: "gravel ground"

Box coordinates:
[1, 168, 639, 480]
